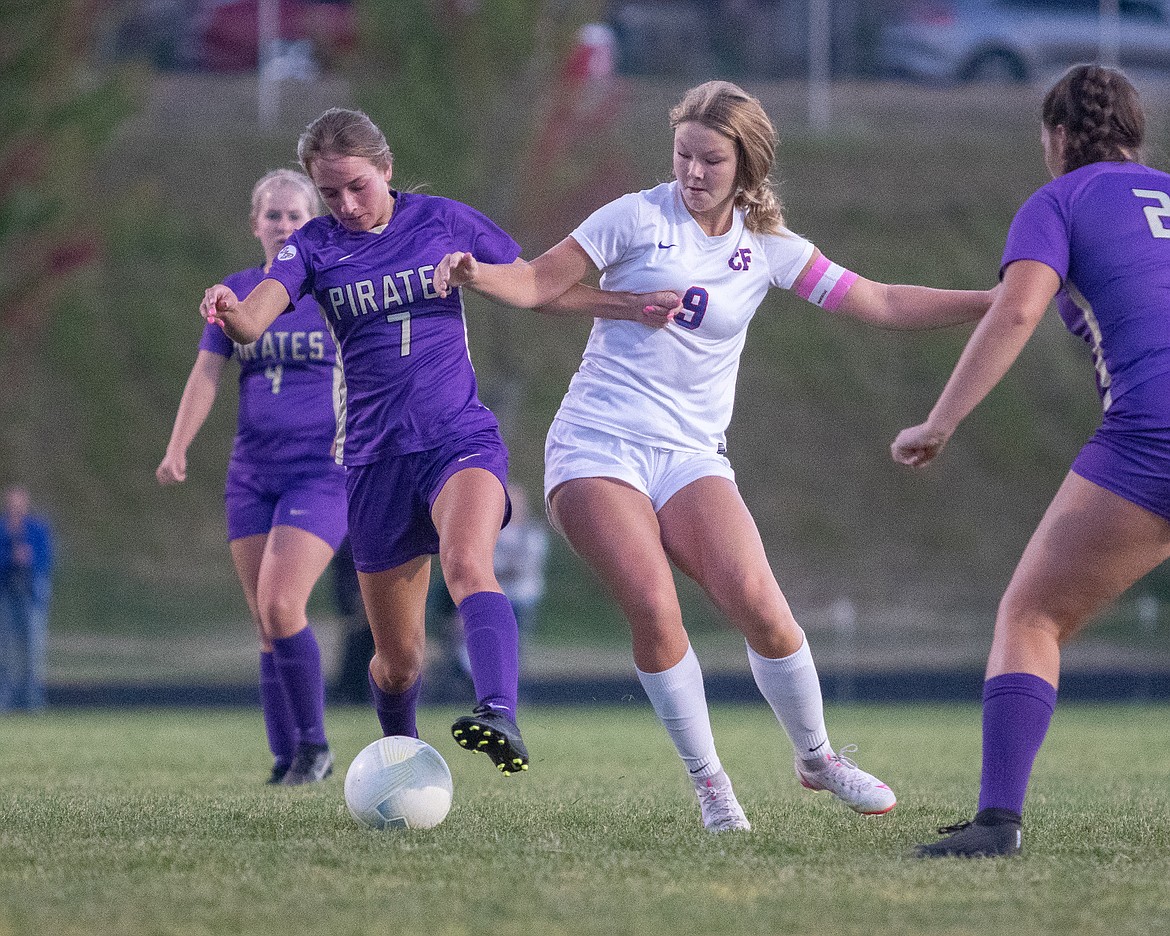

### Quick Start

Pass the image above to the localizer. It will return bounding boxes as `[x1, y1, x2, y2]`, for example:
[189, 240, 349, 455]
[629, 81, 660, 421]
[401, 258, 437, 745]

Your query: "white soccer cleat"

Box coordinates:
[794, 744, 896, 815]
[694, 769, 752, 832]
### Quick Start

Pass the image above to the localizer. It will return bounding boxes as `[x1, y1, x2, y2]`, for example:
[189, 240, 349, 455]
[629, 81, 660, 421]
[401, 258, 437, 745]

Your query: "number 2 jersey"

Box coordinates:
[558, 179, 815, 453]
[199, 265, 342, 475]
[1002, 160, 1170, 426]
[264, 191, 522, 466]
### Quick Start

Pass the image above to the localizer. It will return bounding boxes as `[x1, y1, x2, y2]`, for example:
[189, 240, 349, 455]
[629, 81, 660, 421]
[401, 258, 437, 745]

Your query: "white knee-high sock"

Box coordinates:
[636, 644, 722, 781]
[747, 636, 832, 765]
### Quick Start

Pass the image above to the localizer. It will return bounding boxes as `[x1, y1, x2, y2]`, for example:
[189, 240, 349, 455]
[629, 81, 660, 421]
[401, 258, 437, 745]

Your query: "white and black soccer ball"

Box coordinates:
[344, 736, 453, 830]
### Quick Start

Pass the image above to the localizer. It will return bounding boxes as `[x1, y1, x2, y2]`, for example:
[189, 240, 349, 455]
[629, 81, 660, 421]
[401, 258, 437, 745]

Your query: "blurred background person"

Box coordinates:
[157, 169, 346, 786]
[0, 483, 55, 712]
[328, 535, 375, 705]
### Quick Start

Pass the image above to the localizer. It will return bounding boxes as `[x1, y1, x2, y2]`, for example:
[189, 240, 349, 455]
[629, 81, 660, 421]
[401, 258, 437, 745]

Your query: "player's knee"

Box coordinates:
[370, 651, 423, 694]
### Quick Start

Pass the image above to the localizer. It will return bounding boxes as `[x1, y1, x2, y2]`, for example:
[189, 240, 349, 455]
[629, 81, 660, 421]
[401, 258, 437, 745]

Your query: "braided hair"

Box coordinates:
[1042, 64, 1145, 174]
[669, 81, 786, 235]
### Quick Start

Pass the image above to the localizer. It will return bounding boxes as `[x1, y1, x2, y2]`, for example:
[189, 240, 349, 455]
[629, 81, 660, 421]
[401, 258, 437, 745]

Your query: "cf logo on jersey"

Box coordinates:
[728, 248, 752, 271]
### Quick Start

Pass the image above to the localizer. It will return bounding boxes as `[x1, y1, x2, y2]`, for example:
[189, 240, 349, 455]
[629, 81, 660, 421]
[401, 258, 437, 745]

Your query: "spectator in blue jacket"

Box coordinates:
[1, 484, 55, 711]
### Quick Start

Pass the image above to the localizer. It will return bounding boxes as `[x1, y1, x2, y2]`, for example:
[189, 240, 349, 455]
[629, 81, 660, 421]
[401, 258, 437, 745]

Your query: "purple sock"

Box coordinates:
[272, 627, 328, 747]
[368, 671, 421, 738]
[259, 651, 297, 766]
[460, 591, 520, 717]
[978, 672, 1058, 816]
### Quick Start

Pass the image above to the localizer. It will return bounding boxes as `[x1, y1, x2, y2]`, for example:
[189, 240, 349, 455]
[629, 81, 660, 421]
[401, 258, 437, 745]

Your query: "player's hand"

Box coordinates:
[637, 290, 682, 328]
[433, 251, 478, 298]
[891, 422, 951, 468]
[155, 451, 187, 485]
[200, 284, 239, 327]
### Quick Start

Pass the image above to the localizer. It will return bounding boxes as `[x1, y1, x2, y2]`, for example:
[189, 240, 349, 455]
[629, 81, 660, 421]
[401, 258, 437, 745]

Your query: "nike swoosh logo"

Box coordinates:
[338, 253, 355, 262]
[457, 453, 481, 462]
[657, 242, 676, 249]
[808, 740, 828, 754]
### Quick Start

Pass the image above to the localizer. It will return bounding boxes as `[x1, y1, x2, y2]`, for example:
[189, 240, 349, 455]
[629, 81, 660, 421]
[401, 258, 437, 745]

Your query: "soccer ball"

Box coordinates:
[344, 736, 453, 830]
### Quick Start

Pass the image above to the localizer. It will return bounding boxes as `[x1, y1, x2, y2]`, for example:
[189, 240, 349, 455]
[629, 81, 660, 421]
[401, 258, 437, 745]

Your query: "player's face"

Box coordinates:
[673, 121, 739, 234]
[310, 155, 394, 232]
[252, 187, 314, 265]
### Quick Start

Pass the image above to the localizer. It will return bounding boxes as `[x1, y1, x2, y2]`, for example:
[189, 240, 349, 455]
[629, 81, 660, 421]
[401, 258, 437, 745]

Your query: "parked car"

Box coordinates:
[102, 0, 356, 73]
[876, 0, 1170, 83]
[191, 0, 356, 73]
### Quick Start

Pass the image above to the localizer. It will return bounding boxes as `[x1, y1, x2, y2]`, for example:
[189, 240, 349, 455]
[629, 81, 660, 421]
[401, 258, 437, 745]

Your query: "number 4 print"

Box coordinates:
[264, 364, 284, 394]
[1132, 189, 1170, 238]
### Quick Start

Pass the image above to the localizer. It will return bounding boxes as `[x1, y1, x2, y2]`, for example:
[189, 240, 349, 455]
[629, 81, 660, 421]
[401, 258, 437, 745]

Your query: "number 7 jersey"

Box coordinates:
[559, 180, 815, 453]
[264, 191, 522, 465]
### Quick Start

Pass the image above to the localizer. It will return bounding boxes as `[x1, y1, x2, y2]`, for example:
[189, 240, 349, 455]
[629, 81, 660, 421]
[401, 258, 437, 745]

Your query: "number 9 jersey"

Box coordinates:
[558, 180, 815, 454]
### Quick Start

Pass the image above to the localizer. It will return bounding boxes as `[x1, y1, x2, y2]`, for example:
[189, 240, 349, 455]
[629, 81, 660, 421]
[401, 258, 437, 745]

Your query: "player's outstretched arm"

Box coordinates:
[434, 237, 587, 308]
[156, 349, 226, 485]
[435, 236, 679, 327]
[793, 249, 996, 329]
[891, 259, 1058, 468]
[200, 278, 290, 345]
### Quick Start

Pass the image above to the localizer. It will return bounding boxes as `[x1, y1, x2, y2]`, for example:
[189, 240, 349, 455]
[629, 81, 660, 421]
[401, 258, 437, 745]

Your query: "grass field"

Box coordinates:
[2, 703, 1167, 935]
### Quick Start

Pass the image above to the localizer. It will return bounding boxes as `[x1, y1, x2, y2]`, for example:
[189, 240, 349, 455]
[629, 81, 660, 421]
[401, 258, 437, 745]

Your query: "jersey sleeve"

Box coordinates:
[197, 318, 234, 357]
[1001, 185, 1070, 282]
[763, 228, 816, 290]
[263, 228, 313, 302]
[569, 192, 642, 271]
[460, 204, 523, 264]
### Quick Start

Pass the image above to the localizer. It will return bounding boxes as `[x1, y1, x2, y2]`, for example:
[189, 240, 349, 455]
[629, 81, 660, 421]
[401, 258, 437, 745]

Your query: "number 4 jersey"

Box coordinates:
[1002, 161, 1170, 420]
[200, 265, 342, 474]
[558, 180, 815, 454]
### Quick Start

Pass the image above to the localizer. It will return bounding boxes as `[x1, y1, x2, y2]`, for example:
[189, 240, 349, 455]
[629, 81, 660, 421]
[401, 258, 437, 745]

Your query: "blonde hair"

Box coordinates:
[297, 108, 393, 177]
[250, 169, 321, 222]
[669, 80, 785, 235]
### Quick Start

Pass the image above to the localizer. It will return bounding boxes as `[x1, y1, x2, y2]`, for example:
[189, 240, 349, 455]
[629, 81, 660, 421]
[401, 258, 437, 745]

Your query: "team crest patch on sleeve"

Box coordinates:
[276, 244, 297, 261]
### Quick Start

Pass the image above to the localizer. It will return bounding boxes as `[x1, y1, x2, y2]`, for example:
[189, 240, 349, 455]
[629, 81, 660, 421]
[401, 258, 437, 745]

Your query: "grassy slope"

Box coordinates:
[9, 74, 1170, 660]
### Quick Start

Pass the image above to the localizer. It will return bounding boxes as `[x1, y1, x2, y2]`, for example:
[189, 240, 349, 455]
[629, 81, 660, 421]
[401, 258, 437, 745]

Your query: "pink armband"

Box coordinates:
[794, 255, 859, 312]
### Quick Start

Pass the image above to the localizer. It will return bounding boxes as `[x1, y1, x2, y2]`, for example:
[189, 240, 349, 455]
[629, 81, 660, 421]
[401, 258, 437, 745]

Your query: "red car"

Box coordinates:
[193, 0, 356, 72]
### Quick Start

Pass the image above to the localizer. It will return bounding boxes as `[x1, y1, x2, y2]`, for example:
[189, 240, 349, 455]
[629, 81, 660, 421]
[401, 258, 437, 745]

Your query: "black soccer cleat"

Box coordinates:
[280, 742, 334, 786]
[266, 761, 291, 785]
[451, 705, 529, 775]
[914, 808, 1023, 858]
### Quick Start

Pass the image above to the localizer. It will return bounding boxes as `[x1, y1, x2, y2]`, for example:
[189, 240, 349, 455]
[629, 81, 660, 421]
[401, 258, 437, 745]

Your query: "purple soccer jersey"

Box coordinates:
[200, 266, 342, 473]
[263, 191, 523, 465]
[1002, 161, 1170, 423]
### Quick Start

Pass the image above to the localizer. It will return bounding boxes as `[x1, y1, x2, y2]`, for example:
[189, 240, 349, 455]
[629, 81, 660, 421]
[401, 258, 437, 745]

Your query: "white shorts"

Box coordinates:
[543, 418, 736, 530]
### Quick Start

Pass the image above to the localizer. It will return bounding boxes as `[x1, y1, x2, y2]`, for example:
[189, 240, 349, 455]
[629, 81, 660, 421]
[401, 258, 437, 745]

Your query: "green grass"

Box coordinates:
[1, 704, 1168, 935]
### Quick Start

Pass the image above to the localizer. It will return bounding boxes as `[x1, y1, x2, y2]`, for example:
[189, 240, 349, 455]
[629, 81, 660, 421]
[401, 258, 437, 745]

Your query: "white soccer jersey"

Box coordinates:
[557, 180, 815, 453]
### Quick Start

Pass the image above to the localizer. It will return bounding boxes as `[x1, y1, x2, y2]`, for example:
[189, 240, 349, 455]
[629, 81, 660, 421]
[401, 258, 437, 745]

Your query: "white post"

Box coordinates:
[258, 0, 281, 132]
[1099, 0, 1120, 68]
[808, 0, 831, 132]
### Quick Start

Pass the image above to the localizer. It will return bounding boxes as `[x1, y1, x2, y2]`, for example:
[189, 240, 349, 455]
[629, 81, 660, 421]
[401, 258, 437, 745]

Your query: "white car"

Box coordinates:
[877, 0, 1170, 83]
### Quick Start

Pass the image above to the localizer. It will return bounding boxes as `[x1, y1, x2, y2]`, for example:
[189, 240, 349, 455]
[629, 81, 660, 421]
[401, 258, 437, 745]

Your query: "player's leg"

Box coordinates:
[551, 475, 748, 830]
[256, 524, 337, 785]
[230, 533, 297, 783]
[919, 472, 1170, 857]
[659, 475, 894, 815]
[359, 555, 431, 738]
[432, 466, 529, 774]
[921, 475, 1170, 856]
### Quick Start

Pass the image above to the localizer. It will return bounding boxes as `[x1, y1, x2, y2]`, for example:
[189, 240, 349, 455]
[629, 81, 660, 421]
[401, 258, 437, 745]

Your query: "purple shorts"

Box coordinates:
[225, 463, 348, 549]
[345, 427, 511, 574]
[1072, 405, 1170, 524]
